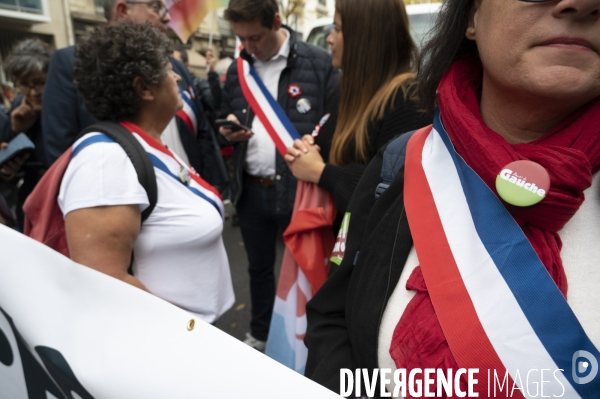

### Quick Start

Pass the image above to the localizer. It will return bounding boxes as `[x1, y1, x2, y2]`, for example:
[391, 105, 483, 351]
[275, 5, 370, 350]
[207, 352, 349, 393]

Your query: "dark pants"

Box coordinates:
[236, 177, 291, 341]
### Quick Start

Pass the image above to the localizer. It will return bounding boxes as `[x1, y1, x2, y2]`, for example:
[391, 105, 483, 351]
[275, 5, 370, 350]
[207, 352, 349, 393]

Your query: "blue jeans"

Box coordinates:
[236, 176, 292, 341]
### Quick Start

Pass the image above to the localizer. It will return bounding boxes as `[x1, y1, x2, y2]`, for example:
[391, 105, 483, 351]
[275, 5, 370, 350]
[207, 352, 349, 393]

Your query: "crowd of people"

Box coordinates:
[1, 0, 599, 396]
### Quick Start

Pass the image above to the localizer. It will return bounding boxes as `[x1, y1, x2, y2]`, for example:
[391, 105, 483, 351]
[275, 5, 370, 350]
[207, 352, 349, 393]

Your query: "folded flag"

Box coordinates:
[265, 181, 336, 374]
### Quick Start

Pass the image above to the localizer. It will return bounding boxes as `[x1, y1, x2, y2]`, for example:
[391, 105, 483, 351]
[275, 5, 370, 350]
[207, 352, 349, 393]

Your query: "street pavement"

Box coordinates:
[214, 204, 285, 342]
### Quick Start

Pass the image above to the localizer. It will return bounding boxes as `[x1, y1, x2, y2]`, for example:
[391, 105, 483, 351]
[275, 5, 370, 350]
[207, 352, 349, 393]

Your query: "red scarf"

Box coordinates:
[389, 58, 600, 397]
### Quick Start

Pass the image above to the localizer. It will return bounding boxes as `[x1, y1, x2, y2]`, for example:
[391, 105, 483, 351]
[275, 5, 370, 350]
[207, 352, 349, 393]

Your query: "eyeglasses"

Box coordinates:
[16, 81, 45, 94]
[125, 1, 170, 18]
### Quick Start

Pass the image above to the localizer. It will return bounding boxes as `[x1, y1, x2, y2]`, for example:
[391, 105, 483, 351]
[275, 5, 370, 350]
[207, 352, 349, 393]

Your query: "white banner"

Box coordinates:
[0, 225, 340, 398]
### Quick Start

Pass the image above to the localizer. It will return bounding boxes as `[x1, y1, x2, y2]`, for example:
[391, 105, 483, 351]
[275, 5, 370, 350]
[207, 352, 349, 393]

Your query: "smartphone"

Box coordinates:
[0, 133, 35, 167]
[215, 119, 250, 132]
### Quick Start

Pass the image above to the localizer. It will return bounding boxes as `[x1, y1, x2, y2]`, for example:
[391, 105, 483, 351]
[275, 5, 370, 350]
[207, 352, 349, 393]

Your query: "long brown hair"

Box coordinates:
[330, 0, 418, 166]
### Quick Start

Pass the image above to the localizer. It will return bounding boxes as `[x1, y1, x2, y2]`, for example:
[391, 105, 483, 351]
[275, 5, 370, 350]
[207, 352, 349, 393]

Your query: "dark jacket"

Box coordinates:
[221, 26, 339, 215]
[41, 46, 226, 186]
[315, 88, 431, 224]
[304, 138, 415, 398]
[0, 109, 10, 143]
[3, 95, 47, 228]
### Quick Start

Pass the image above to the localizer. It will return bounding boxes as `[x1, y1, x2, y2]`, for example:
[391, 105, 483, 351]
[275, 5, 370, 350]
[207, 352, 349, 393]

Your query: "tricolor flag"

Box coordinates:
[265, 182, 336, 374]
[166, 0, 229, 43]
[0, 225, 341, 398]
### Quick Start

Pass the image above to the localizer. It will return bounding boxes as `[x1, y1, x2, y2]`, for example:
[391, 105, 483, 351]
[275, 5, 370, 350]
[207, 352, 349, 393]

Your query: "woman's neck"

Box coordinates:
[129, 110, 170, 142]
[479, 75, 584, 144]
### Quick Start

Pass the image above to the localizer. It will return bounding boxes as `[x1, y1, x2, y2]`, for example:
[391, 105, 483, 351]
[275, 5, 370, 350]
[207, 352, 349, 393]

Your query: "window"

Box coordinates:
[0, 0, 43, 14]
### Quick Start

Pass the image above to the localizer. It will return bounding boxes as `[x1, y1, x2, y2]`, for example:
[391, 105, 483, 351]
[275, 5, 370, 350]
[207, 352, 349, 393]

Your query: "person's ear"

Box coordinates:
[133, 77, 154, 102]
[273, 13, 282, 30]
[465, 2, 479, 41]
[113, 0, 130, 22]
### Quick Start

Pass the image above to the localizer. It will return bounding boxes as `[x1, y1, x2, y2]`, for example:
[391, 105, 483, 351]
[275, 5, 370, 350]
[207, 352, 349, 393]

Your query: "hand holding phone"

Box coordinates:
[0, 133, 35, 175]
[217, 115, 253, 143]
[215, 119, 250, 132]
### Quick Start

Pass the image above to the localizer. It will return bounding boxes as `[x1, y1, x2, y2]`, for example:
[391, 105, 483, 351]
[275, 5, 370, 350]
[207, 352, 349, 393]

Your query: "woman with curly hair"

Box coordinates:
[59, 23, 234, 324]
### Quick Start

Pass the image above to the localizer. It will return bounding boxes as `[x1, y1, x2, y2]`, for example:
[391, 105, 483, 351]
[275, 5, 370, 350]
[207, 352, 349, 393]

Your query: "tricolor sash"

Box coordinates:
[77, 122, 223, 219]
[237, 57, 301, 156]
[403, 110, 600, 398]
[177, 89, 199, 136]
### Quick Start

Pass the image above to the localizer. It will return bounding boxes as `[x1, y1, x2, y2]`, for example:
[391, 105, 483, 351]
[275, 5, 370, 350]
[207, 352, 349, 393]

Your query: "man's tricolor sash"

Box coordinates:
[237, 57, 301, 156]
[403, 110, 600, 398]
[177, 89, 199, 136]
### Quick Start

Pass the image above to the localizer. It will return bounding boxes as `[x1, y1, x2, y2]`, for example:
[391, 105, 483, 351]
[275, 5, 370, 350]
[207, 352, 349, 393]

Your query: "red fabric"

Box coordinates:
[282, 181, 337, 295]
[220, 146, 234, 156]
[390, 57, 600, 398]
[23, 149, 72, 258]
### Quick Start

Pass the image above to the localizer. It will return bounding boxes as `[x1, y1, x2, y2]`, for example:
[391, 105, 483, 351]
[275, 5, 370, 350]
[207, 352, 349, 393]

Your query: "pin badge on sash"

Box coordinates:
[288, 84, 302, 98]
[178, 166, 191, 185]
[495, 160, 550, 207]
[296, 98, 311, 114]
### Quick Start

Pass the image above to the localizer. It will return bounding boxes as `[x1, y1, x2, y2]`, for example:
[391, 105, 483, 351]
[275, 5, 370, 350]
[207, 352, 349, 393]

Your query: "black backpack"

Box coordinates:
[375, 130, 416, 200]
[78, 121, 157, 221]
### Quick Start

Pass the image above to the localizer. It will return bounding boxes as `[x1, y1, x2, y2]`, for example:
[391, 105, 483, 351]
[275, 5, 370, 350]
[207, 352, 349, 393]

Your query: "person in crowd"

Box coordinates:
[62, 22, 234, 324]
[215, 57, 233, 84]
[284, 0, 430, 234]
[305, 0, 600, 396]
[1, 39, 52, 229]
[42, 0, 227, 187]
[172, 45, 222, 120]
[219, 0, 339, 351]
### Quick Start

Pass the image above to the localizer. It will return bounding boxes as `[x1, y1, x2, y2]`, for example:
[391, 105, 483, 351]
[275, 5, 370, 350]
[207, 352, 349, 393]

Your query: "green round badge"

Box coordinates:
[495, 160, 550, 207]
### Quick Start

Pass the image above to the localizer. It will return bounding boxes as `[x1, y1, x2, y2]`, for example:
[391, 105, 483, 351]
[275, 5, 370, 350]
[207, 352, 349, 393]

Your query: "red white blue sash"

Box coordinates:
[177, 89, 199, 136]
[237, 57, 301, 156]
[73, 123, 223, 218]
[404, 110, 600, 398]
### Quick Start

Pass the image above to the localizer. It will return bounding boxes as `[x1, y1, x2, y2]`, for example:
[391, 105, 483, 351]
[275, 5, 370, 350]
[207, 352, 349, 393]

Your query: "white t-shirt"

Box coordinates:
[377, 173, 600, 396]
[58, 130, 235, 323]
[244, 29, 291, 178]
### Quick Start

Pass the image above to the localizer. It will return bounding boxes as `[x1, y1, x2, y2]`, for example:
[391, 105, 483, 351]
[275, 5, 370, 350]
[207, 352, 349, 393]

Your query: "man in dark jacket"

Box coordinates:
[41, 0, 226, 186]
[220, 0, 339, 351]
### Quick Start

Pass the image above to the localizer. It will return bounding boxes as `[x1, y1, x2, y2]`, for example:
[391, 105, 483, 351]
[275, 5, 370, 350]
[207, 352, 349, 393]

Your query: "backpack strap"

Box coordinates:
[375, 130, 416, 200]
[78, 122, 157, 222]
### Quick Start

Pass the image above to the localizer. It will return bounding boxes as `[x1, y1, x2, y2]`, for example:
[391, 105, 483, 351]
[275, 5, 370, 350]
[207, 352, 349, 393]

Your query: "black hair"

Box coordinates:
[224, 0, 279, 29]
[74, 22, 173, 122]
[174, 45, 189, 64]
[417, 0, 478, 113]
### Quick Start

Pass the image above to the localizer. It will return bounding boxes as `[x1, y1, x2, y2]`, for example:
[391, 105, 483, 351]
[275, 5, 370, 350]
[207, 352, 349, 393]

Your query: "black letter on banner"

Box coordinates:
[0, 307, 94, 399]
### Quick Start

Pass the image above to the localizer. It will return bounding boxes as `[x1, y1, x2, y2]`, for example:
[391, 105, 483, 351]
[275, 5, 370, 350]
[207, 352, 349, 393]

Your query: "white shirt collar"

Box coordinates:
[253, 28, 290, 63]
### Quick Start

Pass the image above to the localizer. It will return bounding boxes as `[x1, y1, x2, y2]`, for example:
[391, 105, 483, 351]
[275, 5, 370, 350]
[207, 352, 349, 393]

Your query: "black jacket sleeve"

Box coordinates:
[305, 146, 386, 393]
[317, 95, 430, 214]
